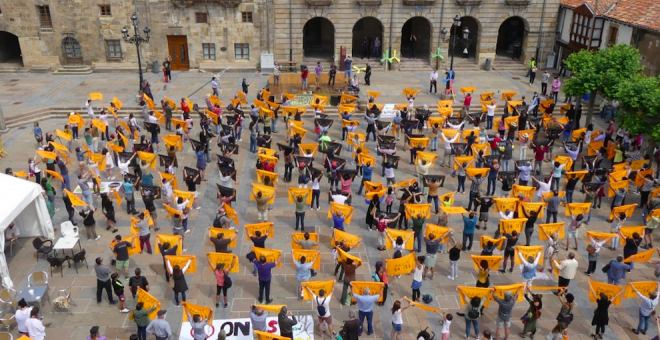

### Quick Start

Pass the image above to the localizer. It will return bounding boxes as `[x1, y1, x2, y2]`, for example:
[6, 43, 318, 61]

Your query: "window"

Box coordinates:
[37, 5, 52, 29]
[569, 13, 591, 47]
[195, 12, 208, 24]
[234, 43, 249, 59]
[241, 12, 253, 23]
[202, 43, 216, 60]
[105, 40, 122, 60]
[99, 5, 111, 16]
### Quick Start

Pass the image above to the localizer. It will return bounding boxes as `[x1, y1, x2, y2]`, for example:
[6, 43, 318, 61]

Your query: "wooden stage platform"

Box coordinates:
[266, 73, 356, 96]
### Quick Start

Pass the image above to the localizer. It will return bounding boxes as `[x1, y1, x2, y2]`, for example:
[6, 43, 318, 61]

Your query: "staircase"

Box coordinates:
[52, 65, 94, 75]
[0, 62, 28, 73]
[493, 55, 527, 73]
[398, 59, 432, 72]
[447, 57, 481, 73]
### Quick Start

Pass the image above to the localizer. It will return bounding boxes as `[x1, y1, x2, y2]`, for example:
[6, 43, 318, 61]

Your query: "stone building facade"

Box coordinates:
[270, 0, 561, 69]
[0, 0, 265, 71]
[0, 0, 560, 71]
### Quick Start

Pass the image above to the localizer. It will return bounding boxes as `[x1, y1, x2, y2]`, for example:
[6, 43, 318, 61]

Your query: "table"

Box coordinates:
[53, 237, 82, 259]
[17, 286, 50, 310]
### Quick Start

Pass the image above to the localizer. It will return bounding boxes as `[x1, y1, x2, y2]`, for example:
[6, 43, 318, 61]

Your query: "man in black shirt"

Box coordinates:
[565, 175, 580, 204]
[113, 234, 133, 279]
[211, 232, 236, 253]
[141, 188, 158, 231]
[475, 197, 494, 230]
[78, 207, 100, 241]
[499, 231, 519, 273]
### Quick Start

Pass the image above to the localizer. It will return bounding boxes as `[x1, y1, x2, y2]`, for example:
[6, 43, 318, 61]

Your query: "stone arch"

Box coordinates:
[449, 16, 481, 61]
[0, 31, 23, 66]
[400, 16, 432, 60]
[351, 17, 384, 59]
[496, 16, 529, 59]
[303, 17, 335, 61]
[61, 36, 83, 65]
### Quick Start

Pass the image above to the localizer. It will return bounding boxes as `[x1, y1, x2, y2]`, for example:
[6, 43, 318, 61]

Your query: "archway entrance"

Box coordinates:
[496, 17, 526, 59]
[0, 32, 23, 66]
[61, 37, 83, 65]
[351, 17, 384, 60]
[448, 17, 479, 61]
[303, 17, 335, 61]
[401, 17, 431, 60]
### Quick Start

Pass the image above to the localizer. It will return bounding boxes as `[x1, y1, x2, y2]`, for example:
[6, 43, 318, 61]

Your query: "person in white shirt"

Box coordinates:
[176, 197, 191, 233]
[86, 99, 95, 119]
[148, 111, 158, 124]
[5, 222, 19, 242]
[308, 288, 334, 337]
[554, 252, 578, 289]
[330, 191, 350, 205]
[439, 132, 460, 167]
[532, 176, 552, 202]
[486, 101, 496, 129]
[390, 297, 412, 340]
[25, 307, 45, 340]
[99, 111, 109, 140]
[15, 299, 32, 335]
[429, 70, 438, 94]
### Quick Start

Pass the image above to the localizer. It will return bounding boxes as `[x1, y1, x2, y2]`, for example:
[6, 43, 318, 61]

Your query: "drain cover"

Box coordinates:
[511, 77, 520, 80]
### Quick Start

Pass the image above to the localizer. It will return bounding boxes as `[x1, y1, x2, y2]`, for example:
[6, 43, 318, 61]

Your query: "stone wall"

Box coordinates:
[0, 0, 264, 70]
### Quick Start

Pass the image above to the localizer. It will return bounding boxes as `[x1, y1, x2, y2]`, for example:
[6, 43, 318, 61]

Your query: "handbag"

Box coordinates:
[224, 272, 233, 288]
[586, 244, 596, 254]
[601, 260, 613, 273]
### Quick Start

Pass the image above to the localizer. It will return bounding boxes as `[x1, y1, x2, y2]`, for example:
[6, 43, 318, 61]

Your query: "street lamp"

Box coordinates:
[122, 13, 151, 92]
[449, 15, 461, 71]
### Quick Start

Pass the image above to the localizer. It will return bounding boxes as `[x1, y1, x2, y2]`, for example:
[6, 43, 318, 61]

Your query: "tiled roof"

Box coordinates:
[561, 0, 660, 32]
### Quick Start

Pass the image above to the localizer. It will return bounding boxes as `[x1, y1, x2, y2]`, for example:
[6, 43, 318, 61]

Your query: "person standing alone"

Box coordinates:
[162, 56, 171, 83]
[314, 62, 323, 90]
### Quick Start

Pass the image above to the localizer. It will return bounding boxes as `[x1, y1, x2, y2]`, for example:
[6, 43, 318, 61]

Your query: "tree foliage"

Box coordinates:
[564, 44, 643, 99]
[616, 75, 660, 142]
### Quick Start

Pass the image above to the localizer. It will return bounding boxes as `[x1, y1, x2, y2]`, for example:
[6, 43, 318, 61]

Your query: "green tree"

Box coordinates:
[563, 44, 643, 125]
[615, 75, 660, 142]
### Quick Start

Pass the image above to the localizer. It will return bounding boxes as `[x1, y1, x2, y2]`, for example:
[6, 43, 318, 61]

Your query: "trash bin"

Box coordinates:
[152, 60, 159, 74]
[484, 58, 492, 71]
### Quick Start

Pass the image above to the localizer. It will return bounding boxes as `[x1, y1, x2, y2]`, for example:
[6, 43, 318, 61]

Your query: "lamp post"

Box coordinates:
[449, 15, 461, 71]
[122, 13, 151, 92]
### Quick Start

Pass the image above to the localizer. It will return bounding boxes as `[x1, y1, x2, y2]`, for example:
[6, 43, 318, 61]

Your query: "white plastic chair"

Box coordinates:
[60, 221, 79, 238]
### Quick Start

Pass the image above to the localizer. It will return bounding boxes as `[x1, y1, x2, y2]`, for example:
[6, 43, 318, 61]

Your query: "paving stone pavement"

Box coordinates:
[0, 70, 654, 340]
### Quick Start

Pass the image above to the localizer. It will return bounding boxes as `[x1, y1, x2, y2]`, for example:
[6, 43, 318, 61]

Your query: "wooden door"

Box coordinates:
[61, 37, 83, 65]
[607, 27, 618, 46]
[167, 35, 189, 70]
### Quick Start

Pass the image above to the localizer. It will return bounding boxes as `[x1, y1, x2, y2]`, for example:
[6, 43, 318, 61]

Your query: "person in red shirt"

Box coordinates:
[263, 161, 275, 172]
[301, 67, 309, 90]
[464, 93, 472, 114]
[180, 98, 190, 114]
[489, 136, 502, 155]
[531, 141, 552, 175]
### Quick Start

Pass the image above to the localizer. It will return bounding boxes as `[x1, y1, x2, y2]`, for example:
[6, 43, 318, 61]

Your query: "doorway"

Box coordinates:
[303, 17, 335, 60]
[167, 35, 190, 71]
[61, 37, 83, 65]
[448, 17, 480, 60]
[496, 17, 526, 59]
[351, 17, 384, 59]
[0, 32, 23, 66]
[401, 17, 431, 60]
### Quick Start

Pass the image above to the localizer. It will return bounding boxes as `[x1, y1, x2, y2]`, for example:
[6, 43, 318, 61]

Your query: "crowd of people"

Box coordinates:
[5, 68, 660, 340]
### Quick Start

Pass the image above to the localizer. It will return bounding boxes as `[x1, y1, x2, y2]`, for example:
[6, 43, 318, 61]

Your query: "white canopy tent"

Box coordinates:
[0, 173, 55, 288]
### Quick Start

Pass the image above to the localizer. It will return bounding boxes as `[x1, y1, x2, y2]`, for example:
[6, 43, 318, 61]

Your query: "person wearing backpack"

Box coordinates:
[213, 207, 232, 229]
[213, 261, 234, 308]
[390, 298, 412, 340]
[464, 296, 485, 339]
[307, 288, 333, 338]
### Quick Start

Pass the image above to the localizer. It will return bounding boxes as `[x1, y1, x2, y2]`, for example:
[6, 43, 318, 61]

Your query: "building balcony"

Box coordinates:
[403, 0, 436, 6]
[189, 0, 241, 8]
[455, 0, 483, 5]
[306, 0, 333, 5]
[357, 0, 382, 5]
[505, 0, 531, 4]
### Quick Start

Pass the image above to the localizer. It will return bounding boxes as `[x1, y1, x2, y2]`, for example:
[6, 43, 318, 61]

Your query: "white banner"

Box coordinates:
[380, 104, 397, 119]
[179, 315, 315, 340]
